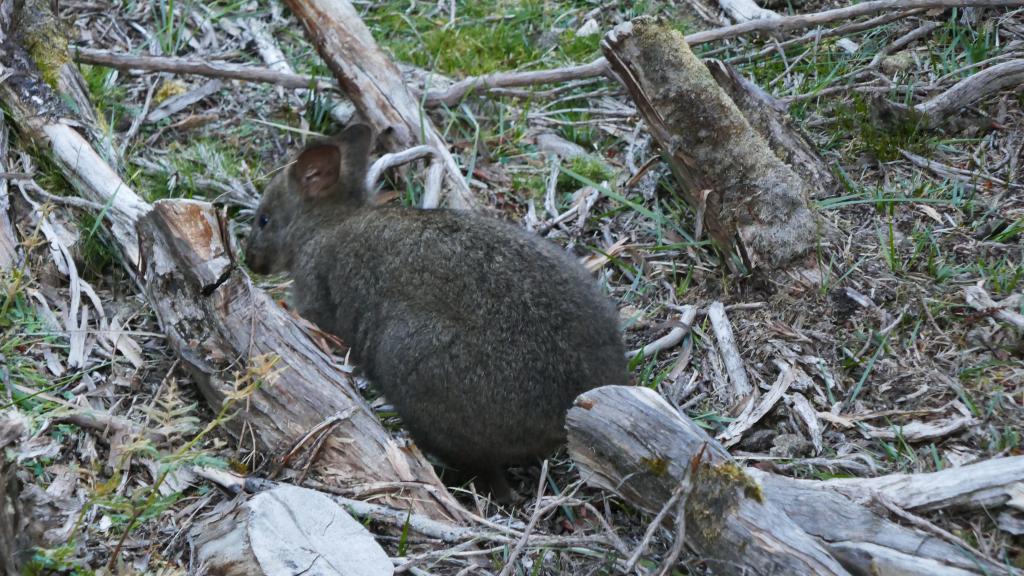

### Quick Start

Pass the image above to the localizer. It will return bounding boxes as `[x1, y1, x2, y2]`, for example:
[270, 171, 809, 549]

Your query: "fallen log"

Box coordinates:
[566, 385, 1018, 576]
[603, 17, 821, 271]
[0, 10, 467, 523]
[282, 0, 473, 209]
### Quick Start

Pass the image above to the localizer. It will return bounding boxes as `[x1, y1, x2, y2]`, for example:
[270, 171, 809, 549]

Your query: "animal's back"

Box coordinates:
[292, 206, 627, 471]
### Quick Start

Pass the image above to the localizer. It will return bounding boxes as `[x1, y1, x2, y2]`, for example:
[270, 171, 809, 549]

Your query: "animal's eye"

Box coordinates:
[258, 214, 269, 228]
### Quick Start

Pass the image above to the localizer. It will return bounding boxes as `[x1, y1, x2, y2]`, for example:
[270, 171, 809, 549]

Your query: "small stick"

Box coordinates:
[685, 0, 1024, 45]
[627, 305, 698, 359]
[915, 59, 1024, 124]
[654, 490, 689, 576]
[706, 301, 753, 400]
[717, 362, 799, 447]
[497, 460, 550, 576]
[424, 58, 613, 107]
[422, 158, 445, 209]
[364, 145, 437, 194]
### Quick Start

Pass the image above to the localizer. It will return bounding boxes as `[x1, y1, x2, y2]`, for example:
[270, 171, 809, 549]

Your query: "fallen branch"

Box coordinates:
[718, 0, 780, 23]
[283, 0, 474, 209]
[73, 47, 334, 92]
[912, 59, 1024, 127]
[0, 116, 17, 271]
[424, 58, 612, 107]
[567, 385, 1018, 576]
[569, 386, 849, 575]
[684, 0, 1024, 45]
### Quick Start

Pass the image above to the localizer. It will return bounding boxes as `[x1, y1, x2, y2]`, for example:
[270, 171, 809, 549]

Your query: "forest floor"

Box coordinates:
[1, 0, 1023, 574]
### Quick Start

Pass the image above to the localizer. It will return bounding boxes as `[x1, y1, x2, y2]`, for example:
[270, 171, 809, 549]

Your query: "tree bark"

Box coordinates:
[282, 0, 474, 210]
[603, 17, 821, 270]
[566, 385, 1016, 576]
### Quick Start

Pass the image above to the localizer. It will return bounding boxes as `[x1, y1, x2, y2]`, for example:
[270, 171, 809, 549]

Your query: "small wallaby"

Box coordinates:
[245, 124, 627, 500]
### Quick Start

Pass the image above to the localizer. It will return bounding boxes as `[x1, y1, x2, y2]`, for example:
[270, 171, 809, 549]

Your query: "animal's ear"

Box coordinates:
[336, 123, 373, 183]
[291, 142, 341, 200]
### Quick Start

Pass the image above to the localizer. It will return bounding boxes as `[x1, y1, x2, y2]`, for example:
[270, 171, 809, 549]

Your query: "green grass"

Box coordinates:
[365, 0, 602, 78]
[133, 138, 256, 202]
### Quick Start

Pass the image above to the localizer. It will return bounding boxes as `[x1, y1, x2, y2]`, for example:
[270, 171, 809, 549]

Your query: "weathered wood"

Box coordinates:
[567, 386, 1012, 576]
[0, 19, 468, 523]
[568, 386, 850, 576]
[0, 116, 18, 271]
[136, 200, 467, 520]
[878, 59, 1024, 129]
[282, 0, 474, 209]
[191, 484, 394, 576]
[603, 17, 820, 270]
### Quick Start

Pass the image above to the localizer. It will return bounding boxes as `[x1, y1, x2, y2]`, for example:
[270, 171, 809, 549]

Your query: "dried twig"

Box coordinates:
[73, 47, 334, 91]
[497, 460, 550, 576]
[365, 145, 437, 196]
[685, 0, 1024, 45]
[707, 302, 753, 400]
[717, 362, 800, 447]
[627, 305, 698, 358]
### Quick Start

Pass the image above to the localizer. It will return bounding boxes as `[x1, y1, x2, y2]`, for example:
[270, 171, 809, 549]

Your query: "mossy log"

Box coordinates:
[566, 386, 1014, 576]
[603, 18, 821, 270]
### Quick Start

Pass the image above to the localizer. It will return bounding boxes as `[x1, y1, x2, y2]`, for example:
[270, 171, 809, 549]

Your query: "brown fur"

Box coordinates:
[245, 125, 627, 500]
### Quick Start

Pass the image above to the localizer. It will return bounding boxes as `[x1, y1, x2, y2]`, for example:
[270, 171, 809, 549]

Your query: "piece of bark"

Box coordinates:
[567, 386, 1011, 576]
[0, 25, 468, 523]
[705, 59, 837, 196]
[282, 0, 474, 210]
[191, 484, 394, 576]
[568, 386, 850, 575]
[603, 17, 820, 270]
